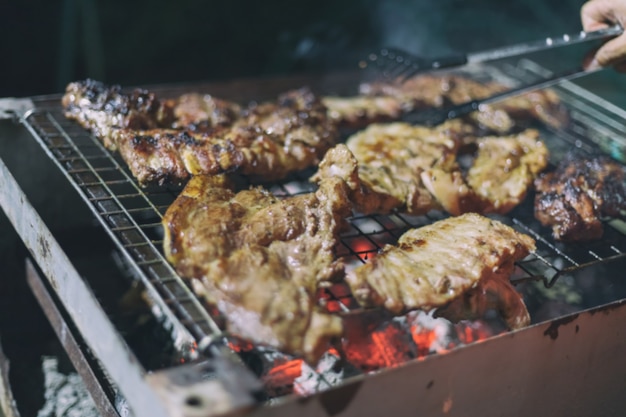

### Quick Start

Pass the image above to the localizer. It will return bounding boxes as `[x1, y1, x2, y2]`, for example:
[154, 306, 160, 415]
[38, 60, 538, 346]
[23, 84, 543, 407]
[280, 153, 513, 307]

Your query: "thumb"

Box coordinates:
[595, 34, 626, 67]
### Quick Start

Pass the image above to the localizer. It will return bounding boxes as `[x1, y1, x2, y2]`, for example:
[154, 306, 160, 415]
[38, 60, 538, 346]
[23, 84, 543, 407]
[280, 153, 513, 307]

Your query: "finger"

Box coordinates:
[581, 0, 616, 31]
[595, 34, 626, 67]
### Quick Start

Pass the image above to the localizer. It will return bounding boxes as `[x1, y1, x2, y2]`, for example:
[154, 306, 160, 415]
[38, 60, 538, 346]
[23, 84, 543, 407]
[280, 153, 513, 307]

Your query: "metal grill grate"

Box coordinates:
[19, 59, 626, 396]
[23, 108, 225, 355]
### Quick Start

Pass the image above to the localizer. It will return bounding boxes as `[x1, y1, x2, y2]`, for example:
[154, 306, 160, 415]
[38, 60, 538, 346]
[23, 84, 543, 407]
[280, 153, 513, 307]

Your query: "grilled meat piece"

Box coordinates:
[62, 79, 177, 149]
[490, 88, 568, 131]
[162, 175, 352, 362]
[346, 213, 534, 328]
[313, 121, 547, 216]
[434, 271, 531, 330]
[360, 74, 568, 132]
[422, 128, 549, 215]
[109, 128, 240, 185]
[63, 81, 339, 186]
[173, 93, 242, 131]
[534, 153, 626, 241]
[311, 120, 474, 215]
[322, 95, 404, 129]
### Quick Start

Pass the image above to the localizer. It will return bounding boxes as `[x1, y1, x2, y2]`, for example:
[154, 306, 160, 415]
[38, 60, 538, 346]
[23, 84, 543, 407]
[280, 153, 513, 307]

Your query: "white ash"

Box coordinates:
[405, 310, 460, 353]
[293, 351, 360, 396]
[37, 356, 99, 417]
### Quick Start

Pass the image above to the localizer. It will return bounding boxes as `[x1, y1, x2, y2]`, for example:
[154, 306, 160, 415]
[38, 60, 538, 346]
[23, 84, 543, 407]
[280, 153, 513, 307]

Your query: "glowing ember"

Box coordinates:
[455, 320, 499, 344]
[317, 283, 360, 313]
[262, 358, 304, 390]
[227, 339, 256, 353]
[407, 311, 498, 358]
[255, 310, 502, 398]
[342, 318, 416, 372]
[351, 238, 378, 262]
[407, 312, 457, 356]
[226, 295, 502, 399]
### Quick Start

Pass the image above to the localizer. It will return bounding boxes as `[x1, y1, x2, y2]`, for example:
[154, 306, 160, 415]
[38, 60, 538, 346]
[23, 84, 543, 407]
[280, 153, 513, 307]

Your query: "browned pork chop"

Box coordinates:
[346, 213, 534, 329]
[534, 153, 626, 241]
[311, 120, 474, 215]
[314, 121, 548, 216]
[162, 175, 352, 362]
[422, 128, 549, 215]
[63, 81, 339, 186]
[360, 74, 568, 132]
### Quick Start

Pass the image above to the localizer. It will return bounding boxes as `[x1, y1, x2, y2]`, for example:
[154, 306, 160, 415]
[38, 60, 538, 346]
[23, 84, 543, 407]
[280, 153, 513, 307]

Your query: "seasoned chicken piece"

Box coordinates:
[311, 120, 474, 215]
[422, 128, 549, 215]
[108, 128, 236, 185]
[534, 153, 626, 241]
[63, 81, 339, 186]
[112, 95, 336, 185]
[162, 175, 352, 362]
[360, 74, 568, 132]
[62, 79, 176, 149]
[346, 213, 534, 329]
[314, 121, 547, 216]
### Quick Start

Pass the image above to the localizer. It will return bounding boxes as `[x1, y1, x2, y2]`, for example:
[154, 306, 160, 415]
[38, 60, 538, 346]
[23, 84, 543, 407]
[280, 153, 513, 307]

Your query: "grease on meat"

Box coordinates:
[534, 153, 626, 241]
[360, 74, 568, 132]
[63, 80, 338, 186]
[162, 175, 352, 363]
[314, 120, 548, 216]
[312, 120, 474, 215]
[346, 213, 534, 329]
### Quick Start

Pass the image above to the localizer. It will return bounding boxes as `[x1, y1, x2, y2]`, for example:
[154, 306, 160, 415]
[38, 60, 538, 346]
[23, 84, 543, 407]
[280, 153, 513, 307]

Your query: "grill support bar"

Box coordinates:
[0, 155, 171, 417]
[24, 258, 120, 417]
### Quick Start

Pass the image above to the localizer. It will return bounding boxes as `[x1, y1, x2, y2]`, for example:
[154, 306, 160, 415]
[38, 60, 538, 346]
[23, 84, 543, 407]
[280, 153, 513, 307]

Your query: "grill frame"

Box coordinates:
[3, 58, 626, 416]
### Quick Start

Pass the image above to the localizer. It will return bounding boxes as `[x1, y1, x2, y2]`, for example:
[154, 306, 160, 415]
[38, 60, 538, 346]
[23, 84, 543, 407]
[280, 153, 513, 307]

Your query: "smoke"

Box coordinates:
[369, 0, 586, 58]
[372, 0, 457, 57]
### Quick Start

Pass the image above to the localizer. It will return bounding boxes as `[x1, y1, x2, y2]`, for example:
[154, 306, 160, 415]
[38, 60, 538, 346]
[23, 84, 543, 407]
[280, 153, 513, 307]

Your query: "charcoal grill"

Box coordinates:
[2, 59, 626, 417]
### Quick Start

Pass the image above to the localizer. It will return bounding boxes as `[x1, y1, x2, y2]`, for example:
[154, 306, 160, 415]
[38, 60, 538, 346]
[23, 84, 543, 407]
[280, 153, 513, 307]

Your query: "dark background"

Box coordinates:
[1, 0, 625, 103]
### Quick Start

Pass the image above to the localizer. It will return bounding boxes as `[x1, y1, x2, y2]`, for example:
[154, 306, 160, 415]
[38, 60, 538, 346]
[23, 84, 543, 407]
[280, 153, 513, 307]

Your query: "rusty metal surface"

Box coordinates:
[0, 155, 170, 417]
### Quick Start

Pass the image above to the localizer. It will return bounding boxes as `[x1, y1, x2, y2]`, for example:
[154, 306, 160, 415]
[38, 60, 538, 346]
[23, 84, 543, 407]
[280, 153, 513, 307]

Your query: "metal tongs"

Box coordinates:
[364, 25, 624, 125]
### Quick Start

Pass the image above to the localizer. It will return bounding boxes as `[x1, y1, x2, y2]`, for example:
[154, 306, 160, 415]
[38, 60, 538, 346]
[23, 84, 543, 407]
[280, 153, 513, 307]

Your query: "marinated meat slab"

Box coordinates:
[162, 175, 352, 363]
[311, 120, 473, 215]
[322, 95, 404, 129]
[422, 128, 549, 215]
[360, 74, 568, 132]
[313, 121, 548, 216]
[62, 79, 178, 148]
[63, 80, 338, 185]
[172, 92, 243, 131]
[346, 213, 534, 329]
[534, 153, 626, 241]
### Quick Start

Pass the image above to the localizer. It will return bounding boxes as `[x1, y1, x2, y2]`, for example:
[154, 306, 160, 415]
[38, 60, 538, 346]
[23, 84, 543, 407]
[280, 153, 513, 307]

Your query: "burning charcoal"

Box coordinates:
[262, 358, 305, 398]
[454, 320, 502, 345]
[406, 311, 460, 356]
[294, 350, 360, 396]
[341, 312, 417, 372]
[407, 311, 502, 357]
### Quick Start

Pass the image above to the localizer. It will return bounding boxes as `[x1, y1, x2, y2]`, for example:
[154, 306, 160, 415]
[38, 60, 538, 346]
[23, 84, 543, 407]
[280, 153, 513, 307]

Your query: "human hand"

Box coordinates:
[581, 0, 626, 71]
